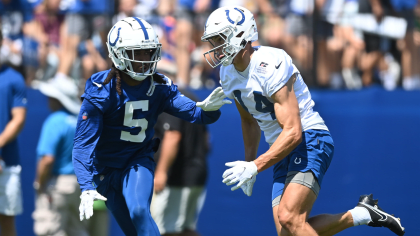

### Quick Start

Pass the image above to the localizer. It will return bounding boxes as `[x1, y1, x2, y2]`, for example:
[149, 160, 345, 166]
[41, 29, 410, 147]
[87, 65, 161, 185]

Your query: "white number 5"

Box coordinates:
[121, 101, 148, 143]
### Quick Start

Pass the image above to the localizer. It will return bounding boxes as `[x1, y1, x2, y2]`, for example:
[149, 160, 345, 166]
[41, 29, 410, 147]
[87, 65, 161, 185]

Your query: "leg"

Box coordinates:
[0, 215, 16, 236]
[276, 182, 318, 236]
[273, 182, 354, 236]
[103, 186, 138, 236]
[122, 165, 160, 236]
[56, 14, 83, 77]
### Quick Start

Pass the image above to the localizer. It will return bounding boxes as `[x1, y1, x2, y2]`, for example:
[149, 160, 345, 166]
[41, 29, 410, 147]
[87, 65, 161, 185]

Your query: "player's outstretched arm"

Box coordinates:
[165, 86, 231, 125]
[221, 100, 260, 197]
[254, 74, 302, 173]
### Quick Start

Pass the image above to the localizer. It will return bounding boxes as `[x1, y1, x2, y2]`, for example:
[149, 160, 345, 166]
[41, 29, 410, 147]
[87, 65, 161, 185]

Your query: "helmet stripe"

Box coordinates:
[133, 17, 149, 40]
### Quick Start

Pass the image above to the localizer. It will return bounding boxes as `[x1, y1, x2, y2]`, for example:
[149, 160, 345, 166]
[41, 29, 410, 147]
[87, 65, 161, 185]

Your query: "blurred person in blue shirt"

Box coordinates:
[0, 0, 40, 72]
[32, 77, 90, 236]
[0, 29, 27, 236]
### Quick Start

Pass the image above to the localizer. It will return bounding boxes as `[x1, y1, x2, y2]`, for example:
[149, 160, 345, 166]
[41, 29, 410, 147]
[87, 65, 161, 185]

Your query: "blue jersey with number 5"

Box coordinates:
[72, 70, 220, 191]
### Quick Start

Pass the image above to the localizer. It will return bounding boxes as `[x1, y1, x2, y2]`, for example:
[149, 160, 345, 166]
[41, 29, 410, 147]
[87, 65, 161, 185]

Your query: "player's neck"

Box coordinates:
[233, 44, 254, 72]
[120, 72, 144, 86]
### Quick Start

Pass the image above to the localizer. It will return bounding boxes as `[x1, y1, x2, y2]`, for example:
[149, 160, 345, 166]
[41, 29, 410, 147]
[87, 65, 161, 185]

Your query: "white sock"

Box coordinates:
[349, 207, 372, 226]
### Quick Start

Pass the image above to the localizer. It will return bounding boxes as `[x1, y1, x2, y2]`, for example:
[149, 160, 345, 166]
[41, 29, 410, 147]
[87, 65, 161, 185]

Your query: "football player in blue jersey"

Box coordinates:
[72, 17, 231, 236]
[201, 6, 405, 236]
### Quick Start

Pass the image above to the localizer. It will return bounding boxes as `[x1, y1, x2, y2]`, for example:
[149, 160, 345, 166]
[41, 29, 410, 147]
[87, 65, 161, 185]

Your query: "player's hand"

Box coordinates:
[196, 87, 232, 111]
[222, 161, 258, 192]
[79, 190, 107, 221]
[240, 175, 257, 197]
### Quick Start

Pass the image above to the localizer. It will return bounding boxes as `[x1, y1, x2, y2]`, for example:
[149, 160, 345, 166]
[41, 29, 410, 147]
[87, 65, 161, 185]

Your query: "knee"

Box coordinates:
[277, 209, 303, 232]
[130, 204, 149, 220]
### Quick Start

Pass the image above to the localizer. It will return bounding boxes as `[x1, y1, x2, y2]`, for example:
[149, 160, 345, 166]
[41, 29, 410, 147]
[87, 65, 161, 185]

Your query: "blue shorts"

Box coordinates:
[271, 129, 334, 201]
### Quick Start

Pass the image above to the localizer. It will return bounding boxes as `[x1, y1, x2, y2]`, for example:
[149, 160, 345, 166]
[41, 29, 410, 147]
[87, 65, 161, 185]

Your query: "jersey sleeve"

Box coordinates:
[259, 49, 299, 97]
[72, 99, 104, 192]
[12, 74, 27, 108]
[163, 83, 221, 125]
[81, 72, 111, 113]
[36, 114, 62, 159]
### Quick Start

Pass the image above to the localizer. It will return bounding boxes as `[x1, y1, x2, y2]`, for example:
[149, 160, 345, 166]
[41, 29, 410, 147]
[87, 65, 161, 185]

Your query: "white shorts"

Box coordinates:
[151, 186, 205, 234]
[0, 161, 23, 216]
[33, 175, 88, 236]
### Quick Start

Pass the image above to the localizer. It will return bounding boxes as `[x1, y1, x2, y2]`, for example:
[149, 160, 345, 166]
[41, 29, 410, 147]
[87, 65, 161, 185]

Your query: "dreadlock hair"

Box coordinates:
[103, 64, 122, 95]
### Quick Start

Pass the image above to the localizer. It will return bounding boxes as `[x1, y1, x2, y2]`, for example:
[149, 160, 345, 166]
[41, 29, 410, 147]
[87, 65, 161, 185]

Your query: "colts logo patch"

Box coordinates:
[108, 26, 122, 46]
[225, 8, 245, 25]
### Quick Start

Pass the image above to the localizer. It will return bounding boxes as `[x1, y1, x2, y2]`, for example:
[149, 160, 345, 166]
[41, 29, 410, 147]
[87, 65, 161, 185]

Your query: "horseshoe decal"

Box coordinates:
[109, 26, 122, 46]
[294, 157, 301, 165]
[225, 8, 245, 25]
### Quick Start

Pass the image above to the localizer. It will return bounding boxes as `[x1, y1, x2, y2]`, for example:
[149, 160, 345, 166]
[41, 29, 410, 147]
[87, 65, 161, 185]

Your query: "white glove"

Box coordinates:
[196, 87, 232, 111]
[222, 161, 258, 192]
[79, 190, 107, 221]
[240, 175, 257, 196]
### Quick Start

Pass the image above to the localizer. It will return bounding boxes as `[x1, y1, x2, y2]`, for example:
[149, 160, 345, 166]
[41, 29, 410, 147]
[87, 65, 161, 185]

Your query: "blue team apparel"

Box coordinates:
[93, 157, 158, 235]
[67, 0, 114, 14]
[0, 66, 27, 166]
[37, 109, 77, 175]
[272, 129, 334, 201]
[72, 70, 220, 235]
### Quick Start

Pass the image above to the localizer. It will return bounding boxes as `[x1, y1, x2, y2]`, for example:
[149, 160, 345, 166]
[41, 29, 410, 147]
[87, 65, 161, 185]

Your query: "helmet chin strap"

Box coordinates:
[122, 70, 148, 81]
[121, 69, 156, 96]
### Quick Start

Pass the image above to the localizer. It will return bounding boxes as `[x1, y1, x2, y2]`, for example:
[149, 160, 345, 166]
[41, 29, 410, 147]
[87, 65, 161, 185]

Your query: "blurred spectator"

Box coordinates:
[0, 29, 27, 236]
[32, 77, 87, 236]
[151, 89, 209, 236]
[0, 0, 40, 83]
[31, 0, 65, 84]
[53, 0, 113, 83]
[337, 0, 363, 89]
[390, 0, 420, 90]
[358, 0, 400, 89]
[174, 0, 213, 88]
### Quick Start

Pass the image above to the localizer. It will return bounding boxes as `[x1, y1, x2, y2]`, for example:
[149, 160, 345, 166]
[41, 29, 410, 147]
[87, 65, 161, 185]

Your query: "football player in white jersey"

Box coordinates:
[201, 6, 405, 236]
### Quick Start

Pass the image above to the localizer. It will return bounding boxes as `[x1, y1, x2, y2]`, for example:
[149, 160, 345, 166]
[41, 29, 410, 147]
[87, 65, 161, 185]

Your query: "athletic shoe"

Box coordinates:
[357, 194, 405, 236]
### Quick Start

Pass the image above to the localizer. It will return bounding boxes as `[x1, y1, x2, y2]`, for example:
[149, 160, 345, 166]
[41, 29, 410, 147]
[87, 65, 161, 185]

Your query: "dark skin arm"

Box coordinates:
[254, 74, 302, 172]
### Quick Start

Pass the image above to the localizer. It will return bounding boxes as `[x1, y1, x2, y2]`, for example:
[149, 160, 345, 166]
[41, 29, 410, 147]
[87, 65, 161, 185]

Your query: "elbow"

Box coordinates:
[290, 129, 302, 147]
[41, 155, 55, 166]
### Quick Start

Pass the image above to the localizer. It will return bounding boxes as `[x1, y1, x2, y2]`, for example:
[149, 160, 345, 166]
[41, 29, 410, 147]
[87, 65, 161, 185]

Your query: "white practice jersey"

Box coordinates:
[220, 46, 328, 145]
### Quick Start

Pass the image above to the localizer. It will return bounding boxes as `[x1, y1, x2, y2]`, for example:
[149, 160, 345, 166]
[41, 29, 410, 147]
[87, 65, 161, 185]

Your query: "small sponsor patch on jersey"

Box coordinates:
[257, 62, 268, 74]
[259, 62, 268, 67]
[82, 112, 88, 120]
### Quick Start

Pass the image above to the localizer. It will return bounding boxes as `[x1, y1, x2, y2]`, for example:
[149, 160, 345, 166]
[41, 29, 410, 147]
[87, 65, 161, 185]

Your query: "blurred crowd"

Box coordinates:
[2, 0, 420, 91]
